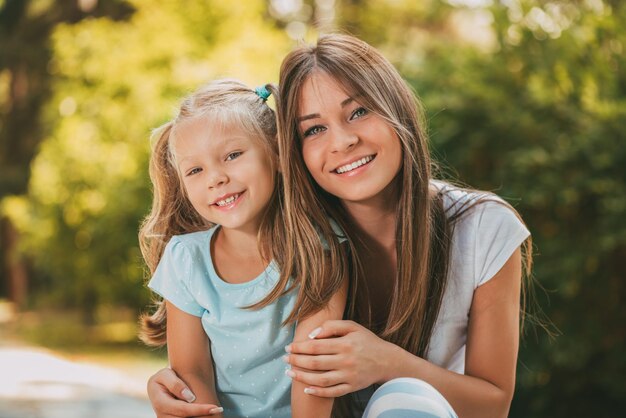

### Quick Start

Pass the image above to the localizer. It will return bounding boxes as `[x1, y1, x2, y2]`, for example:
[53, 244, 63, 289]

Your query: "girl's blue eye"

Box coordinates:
[350, 107, 368, 120]
[303, 125, 326, 138]
[187, 167, 202, 176]
[226, 151, 242, 161]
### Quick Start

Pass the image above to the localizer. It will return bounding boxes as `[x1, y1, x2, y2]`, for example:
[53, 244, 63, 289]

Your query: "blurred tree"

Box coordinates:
[3, 0, 291, 323]
[0, 0, 134, 307]
[414, 2, 626, 416]
[2, 0, 624, 415]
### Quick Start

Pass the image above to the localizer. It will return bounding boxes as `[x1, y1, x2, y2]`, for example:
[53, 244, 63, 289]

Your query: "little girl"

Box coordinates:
[138, 79, 348, 418]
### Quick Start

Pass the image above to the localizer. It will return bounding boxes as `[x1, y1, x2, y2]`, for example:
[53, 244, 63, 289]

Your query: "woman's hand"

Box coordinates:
[284, 320, 400, 397]
[147, 368, 223, 418]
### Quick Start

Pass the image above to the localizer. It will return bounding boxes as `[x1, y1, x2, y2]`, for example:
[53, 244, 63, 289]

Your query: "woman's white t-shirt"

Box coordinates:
[426, 181, 531, 373]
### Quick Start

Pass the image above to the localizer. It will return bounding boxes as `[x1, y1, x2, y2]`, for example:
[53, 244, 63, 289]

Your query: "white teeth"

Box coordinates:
[215, 194, 240, 206]
[335, 156, 374, 174]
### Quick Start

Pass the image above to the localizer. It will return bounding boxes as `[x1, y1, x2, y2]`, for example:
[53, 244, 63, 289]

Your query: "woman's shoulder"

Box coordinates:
[431, 180, 530, 286]
[431, 180, 529, 244]
[431, 180, 512, 221]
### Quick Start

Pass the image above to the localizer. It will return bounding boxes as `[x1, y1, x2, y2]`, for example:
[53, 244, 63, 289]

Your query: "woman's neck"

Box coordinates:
[343, 200, 396, 246]
[342, 188, 400, 328]
[341, 181, 400, 249]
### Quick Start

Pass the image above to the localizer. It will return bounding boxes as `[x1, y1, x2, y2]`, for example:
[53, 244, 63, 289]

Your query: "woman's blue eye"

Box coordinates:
[226, 151, 242, 161]
[303, 125, 326, 138]
[351, 107, 368, 120]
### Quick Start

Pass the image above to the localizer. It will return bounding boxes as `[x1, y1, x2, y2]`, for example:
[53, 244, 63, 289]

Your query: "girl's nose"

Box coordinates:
[207, 171, 228, 189]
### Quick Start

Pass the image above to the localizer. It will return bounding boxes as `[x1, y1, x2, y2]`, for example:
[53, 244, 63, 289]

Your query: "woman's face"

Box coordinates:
[297, 72, 403, 206]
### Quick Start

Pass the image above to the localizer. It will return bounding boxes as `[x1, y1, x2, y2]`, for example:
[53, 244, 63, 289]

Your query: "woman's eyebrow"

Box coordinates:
[340, 97, 354, 107]
[297, 97, 355, 123]
[297, 113, 319, 123]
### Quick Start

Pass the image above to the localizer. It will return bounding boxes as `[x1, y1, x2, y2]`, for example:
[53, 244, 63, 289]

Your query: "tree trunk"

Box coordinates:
[0, 216, 28, 308]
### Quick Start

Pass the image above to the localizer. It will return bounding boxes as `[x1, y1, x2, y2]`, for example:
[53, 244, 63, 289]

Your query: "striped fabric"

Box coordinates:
[362, 378, 458, 418]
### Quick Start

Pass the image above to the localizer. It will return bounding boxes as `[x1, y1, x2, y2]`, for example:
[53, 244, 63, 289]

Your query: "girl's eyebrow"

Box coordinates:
[297, 97, 354, 123]
[177, 136, 248, 164]
[216, 136, 248, 146]
[177, 154, 198, 165]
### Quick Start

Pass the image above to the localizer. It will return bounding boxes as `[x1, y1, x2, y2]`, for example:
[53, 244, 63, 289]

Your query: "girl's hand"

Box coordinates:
[147, 368, 223, 417]
[284, 320, 400, 397]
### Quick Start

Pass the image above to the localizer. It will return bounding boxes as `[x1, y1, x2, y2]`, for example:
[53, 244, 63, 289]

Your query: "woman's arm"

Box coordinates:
[285, 249, 522, 418]
[288, 277, 348, 418]
[147, 368, 221, 418]
[166, 301, 224, 418]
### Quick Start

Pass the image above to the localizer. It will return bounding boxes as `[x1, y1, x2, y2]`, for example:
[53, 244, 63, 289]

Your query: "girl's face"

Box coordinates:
[297, 72, 403, 206]
[173, 117, 275, 234]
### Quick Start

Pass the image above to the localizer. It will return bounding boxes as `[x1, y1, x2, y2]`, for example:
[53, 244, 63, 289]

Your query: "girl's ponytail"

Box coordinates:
[138, 122, 207, 346]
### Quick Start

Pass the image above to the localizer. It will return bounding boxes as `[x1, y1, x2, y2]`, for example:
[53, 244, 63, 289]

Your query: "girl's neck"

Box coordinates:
[212, 226, 267, 284]
[215, 226, 261, 258]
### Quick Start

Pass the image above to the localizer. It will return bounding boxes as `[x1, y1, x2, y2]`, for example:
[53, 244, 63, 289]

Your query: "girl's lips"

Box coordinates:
[213, 191, 244, 209]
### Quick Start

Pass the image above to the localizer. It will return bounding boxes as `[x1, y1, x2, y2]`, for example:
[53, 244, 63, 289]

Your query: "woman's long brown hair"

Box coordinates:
[274, 33, 533, 368]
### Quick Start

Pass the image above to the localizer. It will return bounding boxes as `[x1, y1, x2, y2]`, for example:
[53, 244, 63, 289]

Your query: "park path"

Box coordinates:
[0, 346, 154, 418]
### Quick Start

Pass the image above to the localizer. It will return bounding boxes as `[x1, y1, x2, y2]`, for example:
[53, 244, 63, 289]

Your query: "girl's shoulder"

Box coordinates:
[161, 226, 218, 266]
[169, 225, 218, 248]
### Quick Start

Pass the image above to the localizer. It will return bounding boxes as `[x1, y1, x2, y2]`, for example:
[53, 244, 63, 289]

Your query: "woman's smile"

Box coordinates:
[298, 72, 402, 204]
[333, 154, 376, 174]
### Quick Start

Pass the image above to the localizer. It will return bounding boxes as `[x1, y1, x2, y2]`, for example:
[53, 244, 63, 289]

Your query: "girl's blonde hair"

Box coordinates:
[274, 34, 533, 359]
[139, 79, 310, 346]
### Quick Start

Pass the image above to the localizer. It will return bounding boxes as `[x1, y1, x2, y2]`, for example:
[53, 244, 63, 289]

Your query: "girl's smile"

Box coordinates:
[212, 191, 244, 209]
[173, 117, 275, 233]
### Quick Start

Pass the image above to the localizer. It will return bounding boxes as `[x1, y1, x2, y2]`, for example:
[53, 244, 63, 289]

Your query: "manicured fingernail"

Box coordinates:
[282, 355, 289, 363]
[285, 369, 296, 378]
[308, 327, 322, 339]
[209, 407, 224, 414]
[304, 387, 316, 395]
[284, 344, 292, 353]
[181, 388, 196, 403]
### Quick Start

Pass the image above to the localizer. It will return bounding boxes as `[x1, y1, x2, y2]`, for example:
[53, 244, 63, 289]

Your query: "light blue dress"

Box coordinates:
[149, 226, 294, 418]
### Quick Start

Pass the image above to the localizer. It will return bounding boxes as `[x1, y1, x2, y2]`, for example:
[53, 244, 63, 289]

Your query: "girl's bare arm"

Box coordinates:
[289, 277, 348, 418]
[166, 301, 223, 418]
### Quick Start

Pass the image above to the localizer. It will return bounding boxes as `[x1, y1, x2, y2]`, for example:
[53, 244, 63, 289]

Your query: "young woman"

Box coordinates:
[145, 35, 531, 418]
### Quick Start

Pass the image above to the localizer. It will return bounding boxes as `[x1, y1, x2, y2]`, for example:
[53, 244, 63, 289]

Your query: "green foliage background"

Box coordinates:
[1, 0, 624, 416]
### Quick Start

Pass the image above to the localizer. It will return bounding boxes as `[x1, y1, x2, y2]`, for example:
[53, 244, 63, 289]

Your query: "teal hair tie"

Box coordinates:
[255, 85, 271, 102]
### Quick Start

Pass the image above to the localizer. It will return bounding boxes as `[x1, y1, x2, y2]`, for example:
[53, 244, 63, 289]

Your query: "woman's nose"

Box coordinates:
[330, 127, 358, 153]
